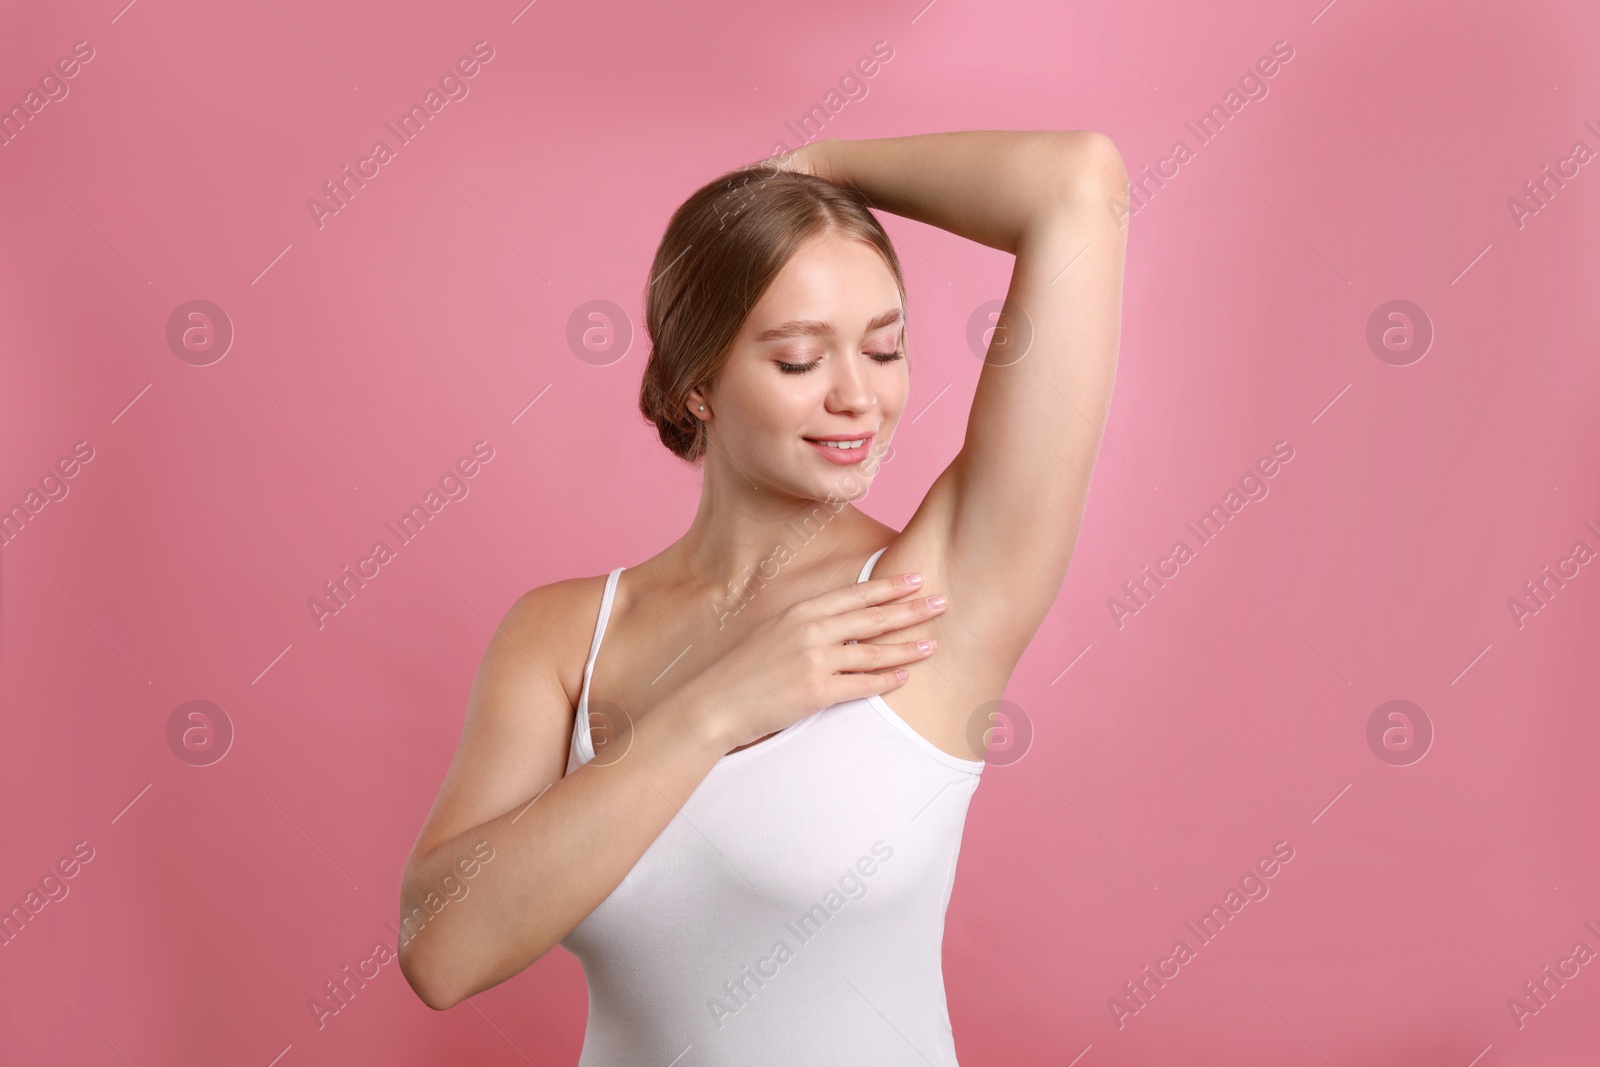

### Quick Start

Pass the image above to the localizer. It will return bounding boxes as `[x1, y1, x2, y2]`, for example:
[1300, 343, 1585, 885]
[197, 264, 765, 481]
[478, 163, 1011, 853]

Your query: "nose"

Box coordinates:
[824, 349, 878, 416]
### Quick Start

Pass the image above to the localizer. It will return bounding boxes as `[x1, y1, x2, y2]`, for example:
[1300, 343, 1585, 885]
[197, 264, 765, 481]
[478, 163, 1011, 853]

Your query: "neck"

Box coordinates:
[667, 461, 870, 594]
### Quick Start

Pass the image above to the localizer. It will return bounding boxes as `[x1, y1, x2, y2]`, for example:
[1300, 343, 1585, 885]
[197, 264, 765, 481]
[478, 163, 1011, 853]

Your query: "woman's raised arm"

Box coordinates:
[798, 130, 1129, 651]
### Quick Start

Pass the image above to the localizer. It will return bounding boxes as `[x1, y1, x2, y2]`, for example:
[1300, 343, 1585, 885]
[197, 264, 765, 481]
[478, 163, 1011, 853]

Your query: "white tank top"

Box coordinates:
[560, 546, 985, 1066]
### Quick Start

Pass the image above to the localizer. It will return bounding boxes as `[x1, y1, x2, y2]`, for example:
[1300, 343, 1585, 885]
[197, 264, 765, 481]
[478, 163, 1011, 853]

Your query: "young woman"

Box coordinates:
[398, 129, 1128, 1064]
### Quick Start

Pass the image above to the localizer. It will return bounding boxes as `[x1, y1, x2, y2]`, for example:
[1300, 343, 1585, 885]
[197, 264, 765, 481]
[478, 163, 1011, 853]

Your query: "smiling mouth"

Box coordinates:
[804, 437, 870, 451]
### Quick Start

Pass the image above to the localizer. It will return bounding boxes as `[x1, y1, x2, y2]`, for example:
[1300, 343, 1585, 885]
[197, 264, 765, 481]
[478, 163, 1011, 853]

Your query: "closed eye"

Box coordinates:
[777, 348, 905, 375]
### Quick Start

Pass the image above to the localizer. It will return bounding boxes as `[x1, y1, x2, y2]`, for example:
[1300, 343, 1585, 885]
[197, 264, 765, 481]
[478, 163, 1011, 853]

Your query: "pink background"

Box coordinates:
[3, 0, 1598, 1063]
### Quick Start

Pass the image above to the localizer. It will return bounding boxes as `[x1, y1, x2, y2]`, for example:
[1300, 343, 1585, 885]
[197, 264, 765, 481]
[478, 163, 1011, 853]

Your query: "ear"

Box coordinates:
[686, 389, 710, 420]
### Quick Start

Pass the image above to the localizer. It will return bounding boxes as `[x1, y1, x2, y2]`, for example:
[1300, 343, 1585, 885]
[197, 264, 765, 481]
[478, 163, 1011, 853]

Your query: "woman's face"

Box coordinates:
[696, 232, 908, 503]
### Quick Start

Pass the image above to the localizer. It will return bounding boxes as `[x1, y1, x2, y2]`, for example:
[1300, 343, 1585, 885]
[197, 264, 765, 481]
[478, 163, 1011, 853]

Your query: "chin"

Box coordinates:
[821, 468, 875, 504]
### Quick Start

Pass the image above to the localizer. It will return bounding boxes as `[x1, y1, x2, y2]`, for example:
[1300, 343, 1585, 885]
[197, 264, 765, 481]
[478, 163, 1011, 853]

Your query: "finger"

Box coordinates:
[832, 666, 912, 703]
[800, 572, 928, 618]
[759, 147, 806, 177]
[823, 594, 945, 645]
[830, 638, 936, 674]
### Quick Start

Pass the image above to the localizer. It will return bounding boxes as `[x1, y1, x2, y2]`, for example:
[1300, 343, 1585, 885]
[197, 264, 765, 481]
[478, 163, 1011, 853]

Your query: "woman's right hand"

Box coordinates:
[682, 571, 945, 755]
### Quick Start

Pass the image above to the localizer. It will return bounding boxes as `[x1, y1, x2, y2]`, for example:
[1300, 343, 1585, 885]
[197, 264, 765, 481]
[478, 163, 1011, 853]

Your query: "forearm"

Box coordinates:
[814, 129, 1122, 254]
[398, 691, 731, 1009]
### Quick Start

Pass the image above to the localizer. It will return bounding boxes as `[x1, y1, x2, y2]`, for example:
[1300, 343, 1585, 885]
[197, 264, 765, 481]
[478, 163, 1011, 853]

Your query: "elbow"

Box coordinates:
[396, 922, 555, 1011]
[412, 982, 462, 1013]
[395, 902, 466, 1010]
[399, 939, 466, 1011]
[397, 863, 468, 1010]
[1060, 130, 1128, 200]
[395, 860, 557, 1010]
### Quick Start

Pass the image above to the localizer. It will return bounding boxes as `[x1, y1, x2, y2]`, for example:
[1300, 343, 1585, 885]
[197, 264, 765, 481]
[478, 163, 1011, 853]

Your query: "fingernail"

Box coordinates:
[926, 595, 947, 610]
[917, 640, 935, 653]
[895, 669, 908, 681]
[906, 572, 923, 585]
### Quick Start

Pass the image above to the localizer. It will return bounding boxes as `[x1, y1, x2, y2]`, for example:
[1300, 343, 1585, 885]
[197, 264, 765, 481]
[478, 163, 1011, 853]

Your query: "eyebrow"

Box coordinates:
[752, 307, 903, 343]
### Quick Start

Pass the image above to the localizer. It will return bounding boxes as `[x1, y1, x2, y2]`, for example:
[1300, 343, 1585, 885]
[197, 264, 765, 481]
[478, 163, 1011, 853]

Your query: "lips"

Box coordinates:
[803, 432, 873, 465]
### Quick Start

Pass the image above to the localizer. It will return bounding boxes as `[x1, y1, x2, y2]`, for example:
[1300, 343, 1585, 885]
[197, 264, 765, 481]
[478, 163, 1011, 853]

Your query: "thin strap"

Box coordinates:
[858, 546, 889, 583]
[578, 567, 625, 712]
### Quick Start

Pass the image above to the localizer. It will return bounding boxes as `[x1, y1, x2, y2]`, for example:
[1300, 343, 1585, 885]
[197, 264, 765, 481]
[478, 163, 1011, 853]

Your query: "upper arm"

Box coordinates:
[403, 580, 585, 874]
[903, 132, 1129, 653]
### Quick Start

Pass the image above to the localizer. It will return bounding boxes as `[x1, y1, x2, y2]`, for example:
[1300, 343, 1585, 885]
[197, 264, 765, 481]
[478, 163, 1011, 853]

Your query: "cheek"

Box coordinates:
[755, 378, 824, 428]
[719, 387, 801, 449]
[879, 376, 910, 419]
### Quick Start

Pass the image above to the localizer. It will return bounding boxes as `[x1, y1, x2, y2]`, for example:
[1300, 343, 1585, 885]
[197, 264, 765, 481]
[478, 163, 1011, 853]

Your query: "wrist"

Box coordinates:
[808, 137, 842, 184]
[653, 686, 737, 761]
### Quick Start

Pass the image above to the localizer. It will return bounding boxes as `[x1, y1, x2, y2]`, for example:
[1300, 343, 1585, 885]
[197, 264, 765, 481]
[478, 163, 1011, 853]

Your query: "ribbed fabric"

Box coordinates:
[561, 546, 985, 1066]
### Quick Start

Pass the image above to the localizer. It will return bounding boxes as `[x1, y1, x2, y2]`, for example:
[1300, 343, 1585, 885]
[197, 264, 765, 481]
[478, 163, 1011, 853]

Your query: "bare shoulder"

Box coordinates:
[405, 571, 610, 868]
[494, 571, 612, 702]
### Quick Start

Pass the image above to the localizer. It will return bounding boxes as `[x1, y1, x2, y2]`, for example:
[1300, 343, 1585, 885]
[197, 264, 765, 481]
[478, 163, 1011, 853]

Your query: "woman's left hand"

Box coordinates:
[758, 139, 835, 182]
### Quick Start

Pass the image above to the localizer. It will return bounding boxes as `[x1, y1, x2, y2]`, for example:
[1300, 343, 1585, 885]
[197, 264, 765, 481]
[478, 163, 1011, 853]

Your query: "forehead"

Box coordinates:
[743, 233, 901, 337]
